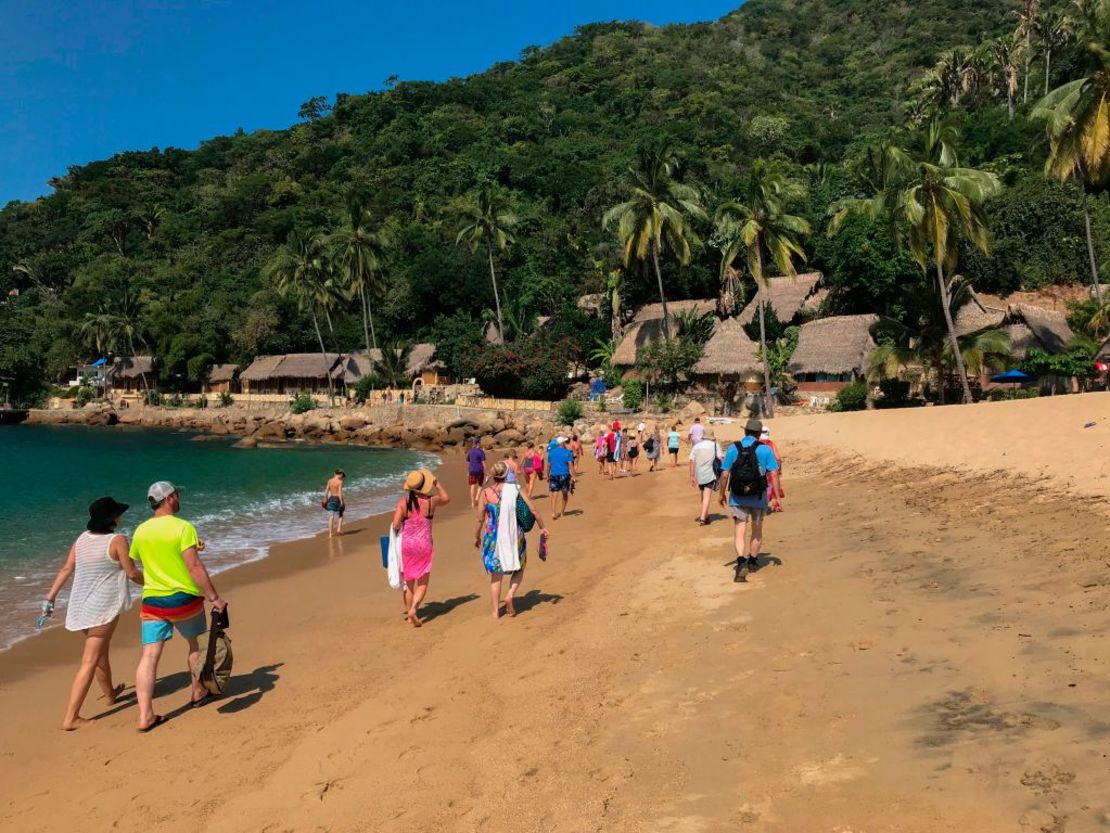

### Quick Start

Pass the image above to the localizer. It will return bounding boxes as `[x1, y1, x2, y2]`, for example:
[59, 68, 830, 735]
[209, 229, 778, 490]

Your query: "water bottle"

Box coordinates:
[36, 600, 54, 629]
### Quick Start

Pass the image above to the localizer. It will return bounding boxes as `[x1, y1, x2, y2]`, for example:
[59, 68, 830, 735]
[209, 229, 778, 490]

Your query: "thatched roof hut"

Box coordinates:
[1006, 304, 1075, 355]
[693, 317, 761, 376]
[110, 356, 155, 379]
[788, 314, 878, 378]
[240, 353, 342, 383]
[332, 344, 440, 383]
[612, 298, 715, 366]
[737, 272, 823, 326]
[205, 363, 238, 384]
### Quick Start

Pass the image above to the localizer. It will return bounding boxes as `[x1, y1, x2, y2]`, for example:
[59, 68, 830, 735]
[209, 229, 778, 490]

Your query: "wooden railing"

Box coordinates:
[454, 395, 554, 412]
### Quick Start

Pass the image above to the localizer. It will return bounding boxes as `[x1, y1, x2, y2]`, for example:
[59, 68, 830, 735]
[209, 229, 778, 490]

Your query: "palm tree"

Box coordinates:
[80, 305, 118, 357]
[981, 33, 1022, 120]
[604, 268, 624, 341]
[1013, 0, 1040, 105]
[332, 202, 389, 352]
[456, 185, 517, 343]
[114, 290, 152, 398]
[372, 343, 414, 390]
[829, 122, 1001, 404]
[715, 159, 811, 416]
[265, 232, 336, 404]
[901, 124, 1003, 403]
[603, 147, 706, 341]
[1037, 8, 1075, 96]
[1032, 0, 1110, 303]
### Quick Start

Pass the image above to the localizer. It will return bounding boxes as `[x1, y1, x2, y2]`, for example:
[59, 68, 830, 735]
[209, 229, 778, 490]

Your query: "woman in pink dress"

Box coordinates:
[391, 469, 450, 627]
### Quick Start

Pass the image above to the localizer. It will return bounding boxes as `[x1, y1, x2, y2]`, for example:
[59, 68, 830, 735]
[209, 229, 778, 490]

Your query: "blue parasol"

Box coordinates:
[990, 369, 1035, 383]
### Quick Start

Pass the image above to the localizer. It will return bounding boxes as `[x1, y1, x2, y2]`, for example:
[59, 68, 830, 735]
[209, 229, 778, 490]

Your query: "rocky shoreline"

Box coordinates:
[24, 401, 583, 452]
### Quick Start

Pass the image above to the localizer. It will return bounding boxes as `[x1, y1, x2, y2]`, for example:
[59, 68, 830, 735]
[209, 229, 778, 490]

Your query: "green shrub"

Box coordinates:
[351, 376, 374, 404]
[290, 392, 316, 414]
[557, 398, 584, 425]
[218, 392, 234, 407]
[143, 389, 163, 407]
[831, 380, 869, 412]
[622, 378, 643, 411]
[656, 392, 674, 413]
[193, 396, 208, 409]
[75, 385, 94, 407]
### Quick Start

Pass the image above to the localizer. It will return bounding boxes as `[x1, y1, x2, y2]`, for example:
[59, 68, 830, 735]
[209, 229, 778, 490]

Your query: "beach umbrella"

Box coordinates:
[990, 368, 1035, 398]
[990, 369, 1035, 383]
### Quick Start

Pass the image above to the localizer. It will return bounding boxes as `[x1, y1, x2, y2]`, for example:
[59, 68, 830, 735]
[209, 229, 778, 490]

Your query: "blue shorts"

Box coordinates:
[141, 612, 206, 645]
[549, 474, 571, 493]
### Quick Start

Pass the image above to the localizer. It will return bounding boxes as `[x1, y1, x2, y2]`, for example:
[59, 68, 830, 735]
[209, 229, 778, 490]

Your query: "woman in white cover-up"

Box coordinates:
[42, 497, 144, 730]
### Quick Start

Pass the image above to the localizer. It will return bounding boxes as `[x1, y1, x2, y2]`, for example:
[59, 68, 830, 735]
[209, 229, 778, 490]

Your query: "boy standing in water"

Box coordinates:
[324, 469, 346, 537]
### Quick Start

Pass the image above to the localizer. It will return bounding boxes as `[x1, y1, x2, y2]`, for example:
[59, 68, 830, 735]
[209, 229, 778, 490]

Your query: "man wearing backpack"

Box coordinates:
[718, 419, 782, 582]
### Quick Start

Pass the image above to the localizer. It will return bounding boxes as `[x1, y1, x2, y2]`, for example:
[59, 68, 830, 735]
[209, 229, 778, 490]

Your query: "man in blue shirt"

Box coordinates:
[547, 437, 576, 519]
[718, 419, 782, 582]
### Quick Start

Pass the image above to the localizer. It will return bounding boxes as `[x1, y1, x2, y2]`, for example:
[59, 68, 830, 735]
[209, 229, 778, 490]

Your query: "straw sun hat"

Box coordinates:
[403, 469, 438, 496]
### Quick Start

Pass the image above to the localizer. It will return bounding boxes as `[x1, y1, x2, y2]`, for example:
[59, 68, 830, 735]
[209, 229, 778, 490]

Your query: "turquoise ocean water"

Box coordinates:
[0, 425, 433, 649]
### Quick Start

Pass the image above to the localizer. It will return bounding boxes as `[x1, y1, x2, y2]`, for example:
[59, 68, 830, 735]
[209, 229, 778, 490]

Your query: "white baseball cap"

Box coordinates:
[760, 427, 771, 437]
[147, 481, 179, 504]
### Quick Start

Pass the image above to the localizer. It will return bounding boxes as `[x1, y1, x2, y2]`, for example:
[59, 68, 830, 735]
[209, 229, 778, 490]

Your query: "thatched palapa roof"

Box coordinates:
[206, 363, 238, 384]
[955, 292, 1007, 336]
[240, 353, 342, 382]
[612, 298, 715, 366]
[110, 356, 155, 379]
[737, 272, 823, 326]
[788, 314, 879, 376]
[693, 317, 761, 376]
[1006, 304, 1075, 354]
[332, 344, 439, 382]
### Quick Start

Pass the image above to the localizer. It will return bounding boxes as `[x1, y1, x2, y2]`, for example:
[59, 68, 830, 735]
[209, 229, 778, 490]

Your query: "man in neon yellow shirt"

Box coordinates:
[129, 481, 227, 731]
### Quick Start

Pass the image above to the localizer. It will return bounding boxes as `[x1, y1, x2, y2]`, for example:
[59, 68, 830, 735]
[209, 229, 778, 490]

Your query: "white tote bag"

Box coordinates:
[387, 526, 404, 590]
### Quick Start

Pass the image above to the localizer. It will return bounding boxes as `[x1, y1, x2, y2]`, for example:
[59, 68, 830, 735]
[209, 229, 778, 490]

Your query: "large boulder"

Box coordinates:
[339, 415, 367, 432]
[494, 428, 524, 446]
[417, 421, 442, 441]
[682, 400, 707, 418]
[444, 426, 468, 446]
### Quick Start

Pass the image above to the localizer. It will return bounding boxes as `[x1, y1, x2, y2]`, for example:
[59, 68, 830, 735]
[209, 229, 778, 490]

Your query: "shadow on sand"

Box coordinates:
[511, 589, 564, 616]
[419, 594, 479, 624]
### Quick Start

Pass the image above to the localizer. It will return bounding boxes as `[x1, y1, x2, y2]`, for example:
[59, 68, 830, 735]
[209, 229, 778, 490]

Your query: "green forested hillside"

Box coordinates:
[0, 0, 1105, 402]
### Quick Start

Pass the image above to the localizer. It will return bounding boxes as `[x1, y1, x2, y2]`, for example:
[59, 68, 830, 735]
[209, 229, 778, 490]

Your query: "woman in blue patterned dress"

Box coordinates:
[474, 461, 549, 619]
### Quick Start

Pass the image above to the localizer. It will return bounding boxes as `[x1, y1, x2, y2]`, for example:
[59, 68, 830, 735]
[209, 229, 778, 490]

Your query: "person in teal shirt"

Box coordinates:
[718, 419, 782, 582]
[667, 426, 681, 467]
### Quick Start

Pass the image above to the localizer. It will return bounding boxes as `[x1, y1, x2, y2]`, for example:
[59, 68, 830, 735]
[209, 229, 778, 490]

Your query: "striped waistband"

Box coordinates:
[140, 592, 204, 622]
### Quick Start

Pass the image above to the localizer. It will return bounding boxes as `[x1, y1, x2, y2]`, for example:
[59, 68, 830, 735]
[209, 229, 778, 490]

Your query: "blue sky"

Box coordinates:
[0, 1, 739, 204]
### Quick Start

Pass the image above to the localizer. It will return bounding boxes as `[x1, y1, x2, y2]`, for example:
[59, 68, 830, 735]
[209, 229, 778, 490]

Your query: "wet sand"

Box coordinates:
[1, 398, 1108, 832]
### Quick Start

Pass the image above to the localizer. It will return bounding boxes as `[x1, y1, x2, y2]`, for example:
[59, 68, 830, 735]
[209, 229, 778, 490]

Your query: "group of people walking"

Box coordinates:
[397, 436, 566, 622]
[40, 416, 783, 733]
[42, 482, 227, 732]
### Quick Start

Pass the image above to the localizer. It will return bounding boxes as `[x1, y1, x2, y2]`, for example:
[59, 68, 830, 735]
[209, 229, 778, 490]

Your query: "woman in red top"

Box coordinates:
[521, 442, 545, 498]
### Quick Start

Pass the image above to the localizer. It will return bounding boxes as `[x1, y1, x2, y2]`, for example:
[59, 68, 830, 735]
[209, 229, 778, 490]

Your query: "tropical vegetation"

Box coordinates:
[1, 0, 1108, 406]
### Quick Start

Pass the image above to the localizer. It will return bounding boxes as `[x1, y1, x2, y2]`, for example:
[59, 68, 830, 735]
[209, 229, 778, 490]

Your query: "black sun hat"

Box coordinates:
[87, 497, 130, 533]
